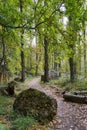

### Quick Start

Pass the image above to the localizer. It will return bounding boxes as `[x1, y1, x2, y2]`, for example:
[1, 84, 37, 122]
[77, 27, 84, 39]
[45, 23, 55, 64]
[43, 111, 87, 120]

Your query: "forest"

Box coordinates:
[0, 0, 87, 130]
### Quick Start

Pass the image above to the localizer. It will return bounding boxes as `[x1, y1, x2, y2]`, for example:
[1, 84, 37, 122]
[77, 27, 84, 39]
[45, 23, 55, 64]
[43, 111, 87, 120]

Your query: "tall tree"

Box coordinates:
[44, 35, 49, 82]
[19, 0, 25, 82]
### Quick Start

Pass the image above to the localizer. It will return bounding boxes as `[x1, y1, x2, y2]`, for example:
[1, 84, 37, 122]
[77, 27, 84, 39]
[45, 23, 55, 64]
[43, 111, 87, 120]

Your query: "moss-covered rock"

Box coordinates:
[13, 88, 57, 124]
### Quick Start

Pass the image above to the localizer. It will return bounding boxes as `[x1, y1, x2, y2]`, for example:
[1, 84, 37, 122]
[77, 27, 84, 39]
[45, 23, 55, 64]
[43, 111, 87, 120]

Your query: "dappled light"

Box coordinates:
[0, 0, 87, 130]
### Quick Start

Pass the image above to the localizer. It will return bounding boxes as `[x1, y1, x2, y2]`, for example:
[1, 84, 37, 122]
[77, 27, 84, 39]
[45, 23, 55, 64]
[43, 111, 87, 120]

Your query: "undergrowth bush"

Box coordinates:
[60, 79, 87, 92]
[9, 111, 37, 130]
[48, 78, 87, 92]
[0, 95, 13, 115]
[0, 124, 9, 130]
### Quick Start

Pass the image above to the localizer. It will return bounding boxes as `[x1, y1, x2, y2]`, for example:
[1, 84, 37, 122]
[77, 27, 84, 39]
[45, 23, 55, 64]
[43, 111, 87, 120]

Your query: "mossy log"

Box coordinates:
[73, 91, 87, 96]
[63, 93, 87, 104]
[13, 88, 57, 124]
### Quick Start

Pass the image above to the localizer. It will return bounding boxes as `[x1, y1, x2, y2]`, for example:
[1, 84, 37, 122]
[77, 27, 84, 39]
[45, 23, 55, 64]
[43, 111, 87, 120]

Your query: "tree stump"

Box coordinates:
[0, 80, 17, 96]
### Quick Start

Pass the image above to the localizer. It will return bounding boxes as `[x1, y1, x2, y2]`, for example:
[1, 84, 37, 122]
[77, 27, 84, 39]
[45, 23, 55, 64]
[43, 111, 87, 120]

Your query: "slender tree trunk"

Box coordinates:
[54, 52, 58, 71]
[20, 34, 25, 82]
[1, 36, 6, 82]
[69, 57, 75, 82]
[83, 30, 86, 78]
[44, 36, 49, 82]
[35, 52, 38, 76]
[2, 37, 5, 69]
[52, 53, 54, 69]
[20, 0, 25, 82]
[0, 35, 8, 83]
[35, 31, 39, 76]
[58, 63, 61, 77]
[34, 3, 38, 76]
[78, 35, 81, 76]
[54, 52, 61, 77]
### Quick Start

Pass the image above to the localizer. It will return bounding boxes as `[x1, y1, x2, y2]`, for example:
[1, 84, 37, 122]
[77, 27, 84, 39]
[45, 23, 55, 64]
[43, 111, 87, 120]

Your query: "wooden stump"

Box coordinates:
[0, 80, 17, 96]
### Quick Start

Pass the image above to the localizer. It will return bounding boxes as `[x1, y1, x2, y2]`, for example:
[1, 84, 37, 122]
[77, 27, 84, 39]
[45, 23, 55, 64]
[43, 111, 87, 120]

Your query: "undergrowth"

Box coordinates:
[15, 75, 34, 95]
[0, 76, 37, 130]
[0, 95, 13, 115]
[48, 78, 87, 92]
[9, 111, 37, 130]
[0, 95, 37, 130]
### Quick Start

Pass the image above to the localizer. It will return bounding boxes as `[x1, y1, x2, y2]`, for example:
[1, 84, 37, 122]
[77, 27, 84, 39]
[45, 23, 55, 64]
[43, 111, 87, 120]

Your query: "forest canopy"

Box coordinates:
[0, 0, 87, 83]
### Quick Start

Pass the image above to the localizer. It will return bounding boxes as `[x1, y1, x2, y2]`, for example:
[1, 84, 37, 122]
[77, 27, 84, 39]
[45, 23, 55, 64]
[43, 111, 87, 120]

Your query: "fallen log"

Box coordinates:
[73, 91, 87, 96]
[63, 93, 87, 104]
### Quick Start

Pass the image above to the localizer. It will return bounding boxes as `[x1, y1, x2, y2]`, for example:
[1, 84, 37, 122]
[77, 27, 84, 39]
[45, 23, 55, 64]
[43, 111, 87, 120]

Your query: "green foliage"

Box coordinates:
[9, 111, 37, 130]
[0, 0, 87, 83]
[29, 68, 35, 75]
[0, 124, 9, 130]
[51, 78, 87, 92]
[0, 92, 37, 130]
[45, 74, 87, 93]
[0, 95, 13, 115]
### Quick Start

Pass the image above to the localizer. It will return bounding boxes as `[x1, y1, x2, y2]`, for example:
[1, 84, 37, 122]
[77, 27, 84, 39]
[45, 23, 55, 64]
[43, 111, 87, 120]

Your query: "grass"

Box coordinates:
[9, 111, 37, 130]
[0, 94, 37, 130]
[0, 95, 13, 115]
[0, 95, 13, 130]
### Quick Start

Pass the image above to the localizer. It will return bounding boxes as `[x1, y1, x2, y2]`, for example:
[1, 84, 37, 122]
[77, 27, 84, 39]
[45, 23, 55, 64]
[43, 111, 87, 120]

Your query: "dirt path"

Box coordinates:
[26, 77, 87, 130]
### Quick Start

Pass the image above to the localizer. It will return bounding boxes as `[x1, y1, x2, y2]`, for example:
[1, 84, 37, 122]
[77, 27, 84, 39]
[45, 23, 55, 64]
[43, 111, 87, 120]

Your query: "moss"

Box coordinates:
[13, 88, 57, 124]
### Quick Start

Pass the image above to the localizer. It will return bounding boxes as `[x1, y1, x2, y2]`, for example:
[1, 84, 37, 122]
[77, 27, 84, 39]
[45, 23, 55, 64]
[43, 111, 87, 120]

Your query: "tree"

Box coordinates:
[19, 0, 25, 82]
[0, 0, 87, 84]
[62, 0, 87, 81]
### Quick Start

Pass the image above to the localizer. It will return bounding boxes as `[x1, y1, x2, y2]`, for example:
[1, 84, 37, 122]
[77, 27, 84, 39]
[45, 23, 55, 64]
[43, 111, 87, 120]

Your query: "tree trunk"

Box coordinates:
[21, 34, 25, 82]
[83, 30, 86, 78]
[0, 35, 8, 83]
[20, 0, 25, 82]
[77, 35, 81, 76]
[58, 63, 61, 77]
[35, 31, 38, 76]
[54, 52, 58, 71]
[69, 57, 75, 82]
[44, 36, 49, 82]
[2, 36, 6, 71]
[54, 52, 61, 77]
[35, 52, 38, 76]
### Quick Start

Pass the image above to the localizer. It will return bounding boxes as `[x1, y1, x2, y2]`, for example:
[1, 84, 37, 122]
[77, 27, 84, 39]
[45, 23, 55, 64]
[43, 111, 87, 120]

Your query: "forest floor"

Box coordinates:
[25, 77, 87, 130]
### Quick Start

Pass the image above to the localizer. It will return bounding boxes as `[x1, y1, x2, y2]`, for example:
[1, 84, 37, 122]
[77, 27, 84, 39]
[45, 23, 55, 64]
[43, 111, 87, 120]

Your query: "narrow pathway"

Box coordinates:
[26, 77, 87, 130]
